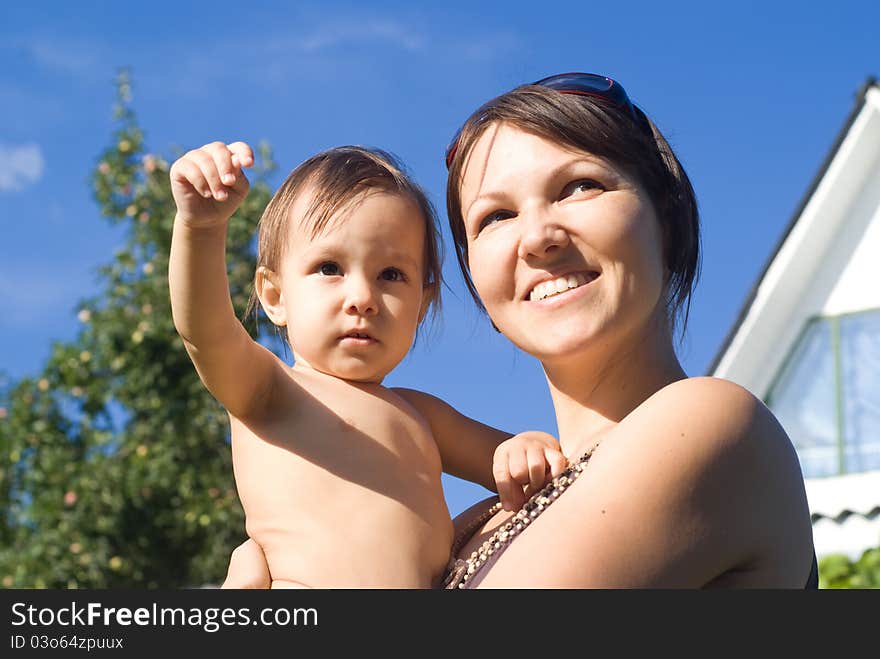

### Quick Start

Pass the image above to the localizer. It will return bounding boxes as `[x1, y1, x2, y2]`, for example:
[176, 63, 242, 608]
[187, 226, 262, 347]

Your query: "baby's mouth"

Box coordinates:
[527, 271, 598, 302]
[340, 330, 378, 343]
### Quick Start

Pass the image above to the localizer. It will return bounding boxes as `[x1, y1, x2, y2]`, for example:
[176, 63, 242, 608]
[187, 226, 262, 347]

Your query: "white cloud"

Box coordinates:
[4, 36, 101, 79]
[457, 30, 522, 61]
[158, 16, 522, 98]
[27, 40, 99, 77]
[0, 144, 45, 192]
[166, 18, 428, 95]
[290, 19, 425, 53]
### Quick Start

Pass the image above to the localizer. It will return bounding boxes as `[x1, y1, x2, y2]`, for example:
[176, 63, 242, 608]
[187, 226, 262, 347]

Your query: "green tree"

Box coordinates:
[0, 70, 276, 588]
[819, 547, 880, 589]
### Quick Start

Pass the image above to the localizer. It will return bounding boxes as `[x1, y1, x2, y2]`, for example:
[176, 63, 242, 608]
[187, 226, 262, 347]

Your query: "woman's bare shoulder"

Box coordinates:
[473, 377, 811, 587]
[595, 377, 808, 577]
[638, 376, 764, 422]
[606, 376, 805, 506]
[625, 376, 789, 457]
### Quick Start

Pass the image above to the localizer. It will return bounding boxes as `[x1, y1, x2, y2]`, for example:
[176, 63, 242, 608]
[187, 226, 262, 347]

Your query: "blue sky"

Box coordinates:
[1, 1, 878, 516]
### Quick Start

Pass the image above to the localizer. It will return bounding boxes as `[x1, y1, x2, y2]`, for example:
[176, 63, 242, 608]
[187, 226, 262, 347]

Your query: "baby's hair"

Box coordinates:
[244, 146, 442, 344]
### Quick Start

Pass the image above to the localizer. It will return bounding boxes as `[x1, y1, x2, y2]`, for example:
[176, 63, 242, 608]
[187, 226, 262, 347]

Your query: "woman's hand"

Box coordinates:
[170, 141, 253, 228]
[221, 538, 271, 589]
[493, 431, 567, 511]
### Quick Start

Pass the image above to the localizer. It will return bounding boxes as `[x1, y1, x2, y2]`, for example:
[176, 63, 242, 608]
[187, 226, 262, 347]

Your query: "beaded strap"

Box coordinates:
[442, 443, 600, 589]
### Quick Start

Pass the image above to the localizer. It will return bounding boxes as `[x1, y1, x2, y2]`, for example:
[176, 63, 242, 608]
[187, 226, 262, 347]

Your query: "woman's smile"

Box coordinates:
[524, 273, 600, 311]
[526, 270, 599, 302]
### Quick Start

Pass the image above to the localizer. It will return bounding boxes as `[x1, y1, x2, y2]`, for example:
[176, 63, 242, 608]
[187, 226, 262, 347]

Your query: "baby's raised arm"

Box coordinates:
[169, 141, 281, 419]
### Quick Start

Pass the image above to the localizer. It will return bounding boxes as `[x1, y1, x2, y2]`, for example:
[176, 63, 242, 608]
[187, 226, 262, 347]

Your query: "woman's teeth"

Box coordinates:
[528, 272, 594, 301]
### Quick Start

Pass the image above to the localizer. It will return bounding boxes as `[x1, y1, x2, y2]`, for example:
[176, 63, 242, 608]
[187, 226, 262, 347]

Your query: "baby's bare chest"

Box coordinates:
[232, 376, 441, 479]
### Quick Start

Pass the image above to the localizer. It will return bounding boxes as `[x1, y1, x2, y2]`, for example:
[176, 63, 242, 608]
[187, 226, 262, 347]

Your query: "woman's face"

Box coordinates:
[459, 122, 667, 364]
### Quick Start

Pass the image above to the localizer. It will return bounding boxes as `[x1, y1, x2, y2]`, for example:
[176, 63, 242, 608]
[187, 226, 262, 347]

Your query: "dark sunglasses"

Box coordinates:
[444, 72, 640, 169]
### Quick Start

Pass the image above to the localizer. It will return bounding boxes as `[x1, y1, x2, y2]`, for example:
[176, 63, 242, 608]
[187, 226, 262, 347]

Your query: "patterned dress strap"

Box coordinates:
[443, 443, 600, 589]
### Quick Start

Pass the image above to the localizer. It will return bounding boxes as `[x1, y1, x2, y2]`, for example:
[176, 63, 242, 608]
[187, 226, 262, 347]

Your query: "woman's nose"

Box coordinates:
[516, 206, 570, 260]
[344, 276, 378, 316]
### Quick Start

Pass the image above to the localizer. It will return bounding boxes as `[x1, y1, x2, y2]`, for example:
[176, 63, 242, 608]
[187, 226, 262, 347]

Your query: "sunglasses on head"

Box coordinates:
[444, 72, 640, 169]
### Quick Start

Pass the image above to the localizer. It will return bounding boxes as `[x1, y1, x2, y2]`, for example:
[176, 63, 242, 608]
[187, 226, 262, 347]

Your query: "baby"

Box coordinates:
[168, 141, 566, 588]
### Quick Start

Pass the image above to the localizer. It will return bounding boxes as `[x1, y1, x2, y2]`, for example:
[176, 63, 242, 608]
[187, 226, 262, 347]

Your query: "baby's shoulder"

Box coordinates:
[235, 366, 423, 428]
[387, 387, 444, 424]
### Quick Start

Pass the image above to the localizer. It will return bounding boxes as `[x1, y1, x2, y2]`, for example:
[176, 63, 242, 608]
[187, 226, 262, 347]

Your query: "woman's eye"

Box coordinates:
[380, 267, 405, 282]
[319, 262, 341, 276]
[478, 210, 513, 231]
[562, 179, 604, 198]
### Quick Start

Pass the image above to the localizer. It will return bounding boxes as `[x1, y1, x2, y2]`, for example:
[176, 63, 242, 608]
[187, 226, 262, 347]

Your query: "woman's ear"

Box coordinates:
[255, 266, 287, 326]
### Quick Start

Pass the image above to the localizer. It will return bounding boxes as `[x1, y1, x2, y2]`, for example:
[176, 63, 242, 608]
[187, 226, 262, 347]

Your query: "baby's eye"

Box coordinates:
[561, 179, 604, 198]
[478, 210, 514, 232]
[380, 267, 406, 282]
[318, 262, 341, 276]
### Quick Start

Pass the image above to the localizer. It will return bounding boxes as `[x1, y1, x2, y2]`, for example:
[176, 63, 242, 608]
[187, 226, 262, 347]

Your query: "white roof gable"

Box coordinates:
[709, 80, 880, 559]
[711, 81, 880, 398]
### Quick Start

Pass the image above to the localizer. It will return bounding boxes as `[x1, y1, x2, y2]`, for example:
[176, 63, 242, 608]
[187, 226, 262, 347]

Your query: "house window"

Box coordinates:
[766, 309, 880, 478]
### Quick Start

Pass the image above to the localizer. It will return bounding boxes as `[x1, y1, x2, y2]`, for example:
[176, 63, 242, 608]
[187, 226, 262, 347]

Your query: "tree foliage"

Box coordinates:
[819, 547, 880, 589]
[0, 71, 276, 588]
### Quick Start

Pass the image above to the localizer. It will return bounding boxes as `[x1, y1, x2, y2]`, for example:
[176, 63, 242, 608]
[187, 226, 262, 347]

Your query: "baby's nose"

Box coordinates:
[344, 277, 378, 315]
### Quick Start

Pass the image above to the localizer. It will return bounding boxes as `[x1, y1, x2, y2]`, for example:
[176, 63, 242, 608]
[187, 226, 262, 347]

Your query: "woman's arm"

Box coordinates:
[467, 377, 815, 588]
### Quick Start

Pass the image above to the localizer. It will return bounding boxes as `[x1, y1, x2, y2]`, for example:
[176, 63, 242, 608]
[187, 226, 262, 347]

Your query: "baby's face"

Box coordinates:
[278, 189, 427, 383]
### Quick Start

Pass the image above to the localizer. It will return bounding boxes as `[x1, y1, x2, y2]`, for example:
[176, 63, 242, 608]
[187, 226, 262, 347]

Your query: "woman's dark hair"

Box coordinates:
[446, 85, 700, 334]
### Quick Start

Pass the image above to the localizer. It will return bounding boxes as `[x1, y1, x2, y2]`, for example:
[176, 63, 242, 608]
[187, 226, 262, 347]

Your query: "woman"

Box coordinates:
[223, 72, 817, 588]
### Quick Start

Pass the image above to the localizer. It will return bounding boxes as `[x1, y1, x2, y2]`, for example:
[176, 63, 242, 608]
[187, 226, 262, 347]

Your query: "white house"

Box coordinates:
[710, 77, 880, 560]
